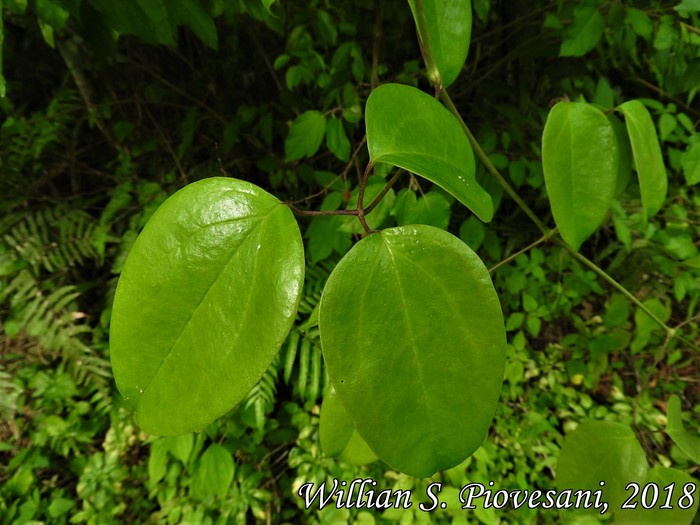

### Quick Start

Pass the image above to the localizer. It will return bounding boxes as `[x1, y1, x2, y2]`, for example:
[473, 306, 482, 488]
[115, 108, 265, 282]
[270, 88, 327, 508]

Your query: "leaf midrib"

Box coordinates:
[382, 237, 440, 464]
[139, 204, 278, 400]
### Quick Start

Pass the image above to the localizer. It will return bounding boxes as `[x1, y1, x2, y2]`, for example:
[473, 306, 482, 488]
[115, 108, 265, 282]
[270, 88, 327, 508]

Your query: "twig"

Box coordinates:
[489, 233, 551, 273]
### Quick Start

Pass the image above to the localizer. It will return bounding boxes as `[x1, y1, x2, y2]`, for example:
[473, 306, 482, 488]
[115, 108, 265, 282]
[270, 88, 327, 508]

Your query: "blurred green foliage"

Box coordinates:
[0, 0, 698, 523]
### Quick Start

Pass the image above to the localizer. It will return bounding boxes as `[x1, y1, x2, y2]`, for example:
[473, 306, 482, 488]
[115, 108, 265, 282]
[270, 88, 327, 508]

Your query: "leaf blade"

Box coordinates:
[556, 421, 648, 511]
[617, 100, 668, 219]
[542, 102, 619, 250]
[366, 84, 493, 222]
[407, 0, 472, 88]
[319, 225, 506, 477]
[285, 110, 327, 161]
[110, 177, 304, 435]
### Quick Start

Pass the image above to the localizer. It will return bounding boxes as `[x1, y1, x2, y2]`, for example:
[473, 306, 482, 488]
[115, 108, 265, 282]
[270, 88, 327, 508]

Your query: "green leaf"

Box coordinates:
[148, 439, 169, 484]
[88, 0, 165, 45]
[617, 100, 668, 219]
[666, 395, 700, 463]
[319, 386, 377, 465]
[674, 0, 700, 13]
[110, 177, 304, 435]
[166, 0, 218, 50]
[392, 189, 451, 229]
[285, 110, 326, 161]
[681, 139, 700, 186]
[366, 84, 493, 222]
[556, 421, 648, 511]
[459, 216, 485, 250]
[616, 467, 699, 524]
[626, 8, 653, 39]
[407, 0, 472, 88]
[560, 6, 605, 57]
[319, 225, 506, 477]
[190, 444, 234, 501]
[542, 102, 619, 250]
[325, 117, 351, 162]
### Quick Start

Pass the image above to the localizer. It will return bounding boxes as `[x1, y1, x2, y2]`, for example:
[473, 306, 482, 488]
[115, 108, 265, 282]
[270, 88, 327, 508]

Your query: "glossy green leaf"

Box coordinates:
[617, 100, 668, 219]
[666, 395, 700, 463]
[366, 84, 493, 222]
[542, 102, 619, 250]
[616, 467, 699, 524]
[190, 445, 234, 501]
[285, 110, 326, 161]
[319, 225, 506, 477]
[110, 177, 304, 435]
[319, 386, 377, 465]
[556, 421, 648, 511]
[407, 0, 472, 88]
[559, 6, 605, 57]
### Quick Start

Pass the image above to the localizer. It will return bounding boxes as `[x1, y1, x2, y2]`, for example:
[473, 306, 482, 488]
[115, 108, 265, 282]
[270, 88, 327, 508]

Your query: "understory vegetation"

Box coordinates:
[0, 0, 698, 523]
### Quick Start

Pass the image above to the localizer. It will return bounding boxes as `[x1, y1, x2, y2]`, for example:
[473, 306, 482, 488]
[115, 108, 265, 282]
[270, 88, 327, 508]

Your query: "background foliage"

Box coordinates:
[0, 0, 698, 523]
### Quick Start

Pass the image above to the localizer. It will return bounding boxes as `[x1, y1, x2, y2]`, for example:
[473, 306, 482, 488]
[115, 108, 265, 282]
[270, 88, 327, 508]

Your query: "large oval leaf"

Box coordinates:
[616, 466, 699, 524]
[319, 225, 506, 478]
[666, 394, 700, 463]
[366, 84, 493, 222]
[110, 177, 304, 435]
[319, 386, 377, 466]
[556, 421, 648, 512]
[617, 100, 668, 219]
[542, 101, 619, 250]
[407, 0, 472, 89]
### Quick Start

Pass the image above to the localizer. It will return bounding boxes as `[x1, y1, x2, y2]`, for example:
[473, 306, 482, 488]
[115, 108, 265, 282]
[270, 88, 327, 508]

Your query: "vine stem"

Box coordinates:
[413, 0, 442, 94]
[439, 89, 551, 236]
[557, 240, 674, 336]
[489, 233, 551, 274]
[356, 162, 374, 234]
[439, 90, 683, 339]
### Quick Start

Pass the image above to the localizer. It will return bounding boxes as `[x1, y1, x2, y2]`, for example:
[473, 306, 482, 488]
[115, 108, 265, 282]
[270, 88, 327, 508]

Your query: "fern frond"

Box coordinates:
[0, 364, 21, 422]
[244, 355, 281, 431]
[3, 207, 97, 272]
[1, 270, 108, 391]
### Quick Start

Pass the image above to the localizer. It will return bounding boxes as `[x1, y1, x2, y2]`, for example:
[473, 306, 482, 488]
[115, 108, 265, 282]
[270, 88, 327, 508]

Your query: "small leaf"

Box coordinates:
[556, 421, 648, 511]
[542, 102, 619, 250]
[320, 386, 377, 465]
[666, 395, 700, 463]
[392, 189, 451, 229]
[626, 8, 653, 39]
[459, 216, 485, 250]
[285, 110, 326, 161]
[560, 6, 605, 57]
[681, 139, 700, 186]
[674, 0, 700, 13]
[366, 84, 493, 222]
[617, 100, 668, 219]
[110, 178, 304, 435]
[616, 467, 699, 524]
[319, 225, 506, 477]
[407, 0, 472, 88]
[190, 445, 234, 501]
[325, 117, 351, 162]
